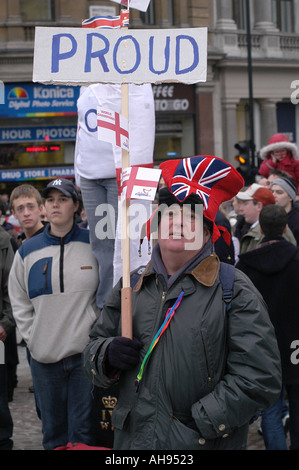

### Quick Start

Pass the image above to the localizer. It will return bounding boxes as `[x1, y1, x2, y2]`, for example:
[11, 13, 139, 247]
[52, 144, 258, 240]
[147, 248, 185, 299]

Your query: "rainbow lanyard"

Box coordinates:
[135, 291, 184, 390]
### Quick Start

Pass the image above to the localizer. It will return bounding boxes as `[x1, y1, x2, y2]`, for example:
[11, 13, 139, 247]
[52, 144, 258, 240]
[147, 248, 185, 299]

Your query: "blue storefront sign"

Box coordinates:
[0, 82, 80, 117]
[0, 125, 77, 143]
[0, 167, 75, 182]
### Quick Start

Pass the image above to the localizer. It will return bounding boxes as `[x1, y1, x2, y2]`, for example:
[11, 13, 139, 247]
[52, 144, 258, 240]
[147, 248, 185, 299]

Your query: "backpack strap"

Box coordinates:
[130, 266, 146, 289]
[219, 262, 235, 313]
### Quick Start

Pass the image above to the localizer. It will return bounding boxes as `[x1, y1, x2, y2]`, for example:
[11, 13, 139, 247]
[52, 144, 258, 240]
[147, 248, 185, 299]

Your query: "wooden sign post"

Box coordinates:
[120, 21, 131, 338]
[120, 81, 132, 338]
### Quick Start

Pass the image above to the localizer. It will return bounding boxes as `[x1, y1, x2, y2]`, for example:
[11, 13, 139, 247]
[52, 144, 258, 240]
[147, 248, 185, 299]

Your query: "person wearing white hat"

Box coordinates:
[236, 183, 296, 253]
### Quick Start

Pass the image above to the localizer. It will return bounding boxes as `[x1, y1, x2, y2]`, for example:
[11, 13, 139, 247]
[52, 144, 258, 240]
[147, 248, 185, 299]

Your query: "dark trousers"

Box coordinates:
[0, 365, 13, 450]
[286, 383, 299, 450]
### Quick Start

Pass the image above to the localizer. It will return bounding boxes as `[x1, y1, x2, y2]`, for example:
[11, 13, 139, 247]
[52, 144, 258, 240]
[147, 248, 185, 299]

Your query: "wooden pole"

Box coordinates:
[120, 22, 132, 339]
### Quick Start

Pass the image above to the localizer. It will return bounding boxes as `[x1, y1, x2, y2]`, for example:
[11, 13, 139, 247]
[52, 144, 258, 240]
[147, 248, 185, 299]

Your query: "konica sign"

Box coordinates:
[0, 82, 80, 117]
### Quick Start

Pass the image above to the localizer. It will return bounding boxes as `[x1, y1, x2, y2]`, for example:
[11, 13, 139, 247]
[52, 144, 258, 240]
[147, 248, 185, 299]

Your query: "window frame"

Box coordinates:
[271, 0, 294, 32]
[20, 0, 55, 22]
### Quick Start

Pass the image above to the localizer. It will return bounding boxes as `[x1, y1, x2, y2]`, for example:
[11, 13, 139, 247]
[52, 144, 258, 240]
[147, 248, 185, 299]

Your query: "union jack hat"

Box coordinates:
[140, 155, 244, 250]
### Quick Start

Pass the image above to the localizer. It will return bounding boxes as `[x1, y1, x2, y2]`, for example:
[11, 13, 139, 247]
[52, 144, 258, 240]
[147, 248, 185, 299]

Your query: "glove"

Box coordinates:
[106, 336, 142, 371]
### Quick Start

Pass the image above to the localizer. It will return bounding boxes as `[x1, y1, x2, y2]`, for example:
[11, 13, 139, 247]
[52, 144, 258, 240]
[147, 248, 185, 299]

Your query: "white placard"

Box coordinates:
[33, 27, 207, 86]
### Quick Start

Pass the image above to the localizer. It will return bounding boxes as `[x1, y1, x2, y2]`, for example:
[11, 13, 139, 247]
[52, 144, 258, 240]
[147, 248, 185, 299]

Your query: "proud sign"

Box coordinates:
[33, 27, 207, 85]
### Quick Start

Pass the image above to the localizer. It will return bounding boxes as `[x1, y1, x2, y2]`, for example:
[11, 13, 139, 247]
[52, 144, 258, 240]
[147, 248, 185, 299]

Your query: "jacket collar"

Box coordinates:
[44, 222, 78, 245]
[133, 253, 220, 292]
[189, 253, 220, 286]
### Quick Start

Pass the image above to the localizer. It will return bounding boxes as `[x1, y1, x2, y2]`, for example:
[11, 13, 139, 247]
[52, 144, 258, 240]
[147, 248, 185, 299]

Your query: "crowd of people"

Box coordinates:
[0, 132, 298, 451]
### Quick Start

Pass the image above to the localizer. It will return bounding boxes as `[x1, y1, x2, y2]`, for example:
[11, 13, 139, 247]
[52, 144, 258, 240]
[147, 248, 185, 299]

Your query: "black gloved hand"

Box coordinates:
[106, 336, 142, 371]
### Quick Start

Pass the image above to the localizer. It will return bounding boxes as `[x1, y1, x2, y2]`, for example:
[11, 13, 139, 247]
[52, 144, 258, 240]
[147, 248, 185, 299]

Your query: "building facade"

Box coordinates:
[213, 0, 299, 167]
[0, 0, 298, 192]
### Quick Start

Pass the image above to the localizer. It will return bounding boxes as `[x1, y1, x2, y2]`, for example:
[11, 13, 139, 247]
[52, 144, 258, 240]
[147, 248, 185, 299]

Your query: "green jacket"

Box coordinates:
[240, 222, 296, 254]
[83, 253, 281, 450]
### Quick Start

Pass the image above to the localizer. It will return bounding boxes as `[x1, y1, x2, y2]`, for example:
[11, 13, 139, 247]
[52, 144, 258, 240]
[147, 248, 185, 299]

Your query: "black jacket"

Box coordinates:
[214, 211, 235, 264]
[288, 205, 299, 245]
[236, 238, 299, 384]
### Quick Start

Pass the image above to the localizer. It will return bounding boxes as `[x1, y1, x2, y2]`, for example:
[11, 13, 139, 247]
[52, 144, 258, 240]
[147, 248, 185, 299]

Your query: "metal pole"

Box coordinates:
[245, 0, 256, 168]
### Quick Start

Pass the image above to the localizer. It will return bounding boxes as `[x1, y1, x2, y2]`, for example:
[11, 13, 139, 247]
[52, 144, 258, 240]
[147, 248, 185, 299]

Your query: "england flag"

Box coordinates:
[97, 107, 129, 151]
[121, 166, 161, 201]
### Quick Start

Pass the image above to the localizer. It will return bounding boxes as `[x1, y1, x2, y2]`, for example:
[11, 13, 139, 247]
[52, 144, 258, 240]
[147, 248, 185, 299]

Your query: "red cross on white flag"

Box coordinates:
[121, 166, 161, 201]
[97, 107, 129, 151]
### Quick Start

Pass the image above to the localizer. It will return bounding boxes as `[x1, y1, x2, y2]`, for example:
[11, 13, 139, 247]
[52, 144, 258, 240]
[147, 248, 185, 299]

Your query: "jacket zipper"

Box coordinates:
[201, 331, 213, 387]
[59, 238, 64, 292]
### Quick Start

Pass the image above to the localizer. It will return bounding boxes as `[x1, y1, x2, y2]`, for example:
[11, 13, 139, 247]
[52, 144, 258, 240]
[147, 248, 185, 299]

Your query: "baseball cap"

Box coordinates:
[236, 183, 275, 206]
[41, 178, 79, 202]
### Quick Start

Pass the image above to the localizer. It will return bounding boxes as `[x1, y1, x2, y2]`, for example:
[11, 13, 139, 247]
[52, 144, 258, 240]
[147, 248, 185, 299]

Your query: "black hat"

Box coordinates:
[41, 179, 79, 202]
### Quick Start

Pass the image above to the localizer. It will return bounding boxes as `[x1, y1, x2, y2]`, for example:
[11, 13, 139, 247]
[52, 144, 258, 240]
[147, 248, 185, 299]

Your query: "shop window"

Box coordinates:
[272, 0, 294, 32]
[20, 0, 55, 21]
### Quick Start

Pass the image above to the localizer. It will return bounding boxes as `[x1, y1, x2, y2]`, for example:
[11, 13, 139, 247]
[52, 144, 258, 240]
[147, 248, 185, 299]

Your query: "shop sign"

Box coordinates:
[0, 125, 77, 143]
[33, 27, 207, 85]
[153, 83, 195, 113]
[0, 166, 75, 182]
[0, 83, 80, 117]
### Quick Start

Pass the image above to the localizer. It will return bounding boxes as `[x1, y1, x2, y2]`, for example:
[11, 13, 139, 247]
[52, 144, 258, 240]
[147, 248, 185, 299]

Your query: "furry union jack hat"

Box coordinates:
[140, 155, 244, 250]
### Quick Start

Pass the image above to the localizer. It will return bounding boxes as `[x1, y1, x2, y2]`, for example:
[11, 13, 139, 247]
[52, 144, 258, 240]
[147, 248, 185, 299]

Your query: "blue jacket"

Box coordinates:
[9, 224, 99, 363]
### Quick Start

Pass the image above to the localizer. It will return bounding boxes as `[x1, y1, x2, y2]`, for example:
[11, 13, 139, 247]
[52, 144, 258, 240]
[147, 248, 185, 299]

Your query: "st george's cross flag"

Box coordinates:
[121, 166, 161, 201]
[82, 9, 129, 28]
[110, 0, 150, 12]
[97, 107, 129, 151]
